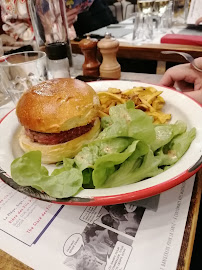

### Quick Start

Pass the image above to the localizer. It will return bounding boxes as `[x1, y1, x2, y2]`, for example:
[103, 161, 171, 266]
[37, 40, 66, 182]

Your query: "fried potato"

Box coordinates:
[98, 86, 171, 124]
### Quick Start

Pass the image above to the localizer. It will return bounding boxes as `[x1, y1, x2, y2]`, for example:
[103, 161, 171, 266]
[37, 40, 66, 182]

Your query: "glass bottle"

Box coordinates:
[46, 42, 70, 79]
[28, 0, 73, 67]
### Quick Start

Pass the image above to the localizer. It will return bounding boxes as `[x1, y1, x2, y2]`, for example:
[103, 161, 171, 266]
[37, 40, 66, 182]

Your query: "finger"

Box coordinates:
[67, 8, 79, 27]
[193, 77, 202, 91]
[192, 57, 202, 72]
[68, 25, 76, 40]
[66, 6, 80, 16]
[195, 17, 202, 25]
[160, 64, 201, 88]
[184, 90, 202, 104]
[67, 15, 77, 26]
[159, 64, 190, 87]
[67, 17, 78, 27]
[175, 81, 195, 92]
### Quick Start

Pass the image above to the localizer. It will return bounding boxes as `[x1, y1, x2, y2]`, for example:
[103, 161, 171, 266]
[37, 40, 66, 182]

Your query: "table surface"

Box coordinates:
[0, 72, 201, 270]
[3, 25, 202, 65]
[71, 20, 202, 65]
[4, 39, 202, 64]
[0, 171, 201, 270]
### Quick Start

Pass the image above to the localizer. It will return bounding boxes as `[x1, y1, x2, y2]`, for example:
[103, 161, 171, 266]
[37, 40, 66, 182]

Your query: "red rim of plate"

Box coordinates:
[1, 84, 202, 206]
[52, 165, 201, 206]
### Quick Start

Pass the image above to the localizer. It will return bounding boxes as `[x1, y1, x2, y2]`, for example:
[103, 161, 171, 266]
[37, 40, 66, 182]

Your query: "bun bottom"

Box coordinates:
[19, 118, 100, 164]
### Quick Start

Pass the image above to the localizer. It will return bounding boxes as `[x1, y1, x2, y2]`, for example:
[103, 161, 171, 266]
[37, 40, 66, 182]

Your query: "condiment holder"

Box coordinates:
[97, 33, 121, 79]
[79, 34, 100, 77]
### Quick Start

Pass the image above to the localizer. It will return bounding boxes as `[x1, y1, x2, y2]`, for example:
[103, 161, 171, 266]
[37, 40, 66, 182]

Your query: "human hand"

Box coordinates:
[66, 7, 80, 27]
[195, 17, 202, 25]
[159, 58, 202, 104]
[0, 34, 16, 46]
[68, 25, 77, 40]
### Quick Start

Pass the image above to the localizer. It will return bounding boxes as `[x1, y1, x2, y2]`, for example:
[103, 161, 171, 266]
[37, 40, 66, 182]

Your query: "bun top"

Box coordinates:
[16, 78, 100, 133]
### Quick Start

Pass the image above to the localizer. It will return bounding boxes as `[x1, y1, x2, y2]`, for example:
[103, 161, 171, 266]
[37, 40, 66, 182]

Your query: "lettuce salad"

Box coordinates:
[11, 101, 196, 198]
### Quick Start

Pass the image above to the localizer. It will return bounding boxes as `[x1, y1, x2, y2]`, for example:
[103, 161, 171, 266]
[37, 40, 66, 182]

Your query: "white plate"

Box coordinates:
[0, 81, 202, 206]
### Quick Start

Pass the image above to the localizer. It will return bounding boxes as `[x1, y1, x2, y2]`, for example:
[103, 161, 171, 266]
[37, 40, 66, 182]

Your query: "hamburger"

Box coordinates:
[16, 78, 101, 164]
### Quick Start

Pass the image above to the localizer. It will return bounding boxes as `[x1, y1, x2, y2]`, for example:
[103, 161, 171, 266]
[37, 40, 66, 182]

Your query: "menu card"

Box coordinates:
[0, 176, 195, 270]
[187, 0, 202, 25]
[0, 180, 63, 246]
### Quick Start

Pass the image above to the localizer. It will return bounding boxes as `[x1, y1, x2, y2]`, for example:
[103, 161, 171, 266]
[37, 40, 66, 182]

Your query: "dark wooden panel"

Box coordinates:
[71, 40, 202, 63]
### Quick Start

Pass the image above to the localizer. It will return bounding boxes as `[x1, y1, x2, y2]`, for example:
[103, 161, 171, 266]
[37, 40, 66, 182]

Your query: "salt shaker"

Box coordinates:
[97, 33, 121, 79]
[79, 34, 100, 77]
[46, 42, 70, 79]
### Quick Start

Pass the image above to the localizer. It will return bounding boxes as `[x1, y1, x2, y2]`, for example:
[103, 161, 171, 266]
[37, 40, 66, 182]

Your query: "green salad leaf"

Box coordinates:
[99, 101, 156, 144]
[93, 140, 149, 188]
[82, 168, 94, 188]
[102, 149, 163, 188]
[156, 128, 196, 167]
[10, 102, 196, 198]
[150, 120, 187, 151]
[11, 151, 83, 198]
[74, 137, 133, 171]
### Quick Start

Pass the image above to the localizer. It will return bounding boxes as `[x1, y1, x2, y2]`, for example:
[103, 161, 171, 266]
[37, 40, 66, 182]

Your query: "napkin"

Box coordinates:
[160, 34, 202, 46]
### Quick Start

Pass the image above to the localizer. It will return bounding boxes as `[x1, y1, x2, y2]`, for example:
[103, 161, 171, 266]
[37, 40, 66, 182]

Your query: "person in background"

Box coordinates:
[160, 57, 202, 104]
[0, 0, 34, 42]
[35, 0, 115, 41]
[0, 0, 94, 42]
[73, 0, 118, 37]
[65, 0, 94, 39]
[195, 17, 202, 25]
[34, 0, 83, 43]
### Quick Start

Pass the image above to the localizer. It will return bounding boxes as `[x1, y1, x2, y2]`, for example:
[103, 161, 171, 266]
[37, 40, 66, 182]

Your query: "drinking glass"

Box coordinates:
[0, 82, 11, 107]
[137, 0, 155, 15]
[172, 0, 190, 26]
[153, 0, 171, 32]
[132, 11, 153, 43]
[0, 51, 47, 105]
[0, 37, 10, 106]
[28, 0, 73, 68]
[132, 1, 154, 43]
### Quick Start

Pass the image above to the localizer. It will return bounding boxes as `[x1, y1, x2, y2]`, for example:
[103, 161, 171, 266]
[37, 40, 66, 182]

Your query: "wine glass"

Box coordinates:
[172, 0, 190, 26]
[137, 0, 155, 15]
[153, 0, 171, 32]
[133, 1, 154, 43]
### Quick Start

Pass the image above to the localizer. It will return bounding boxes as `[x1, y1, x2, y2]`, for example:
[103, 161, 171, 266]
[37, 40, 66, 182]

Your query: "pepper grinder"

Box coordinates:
[97, 33, 121, 79]
[79, 34, 100, 77]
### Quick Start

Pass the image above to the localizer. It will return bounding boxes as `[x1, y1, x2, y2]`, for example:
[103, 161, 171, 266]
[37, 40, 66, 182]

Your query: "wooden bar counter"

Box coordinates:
[71, 40, 202, 64]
